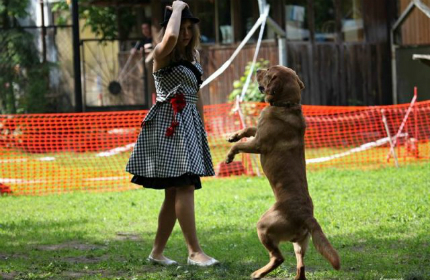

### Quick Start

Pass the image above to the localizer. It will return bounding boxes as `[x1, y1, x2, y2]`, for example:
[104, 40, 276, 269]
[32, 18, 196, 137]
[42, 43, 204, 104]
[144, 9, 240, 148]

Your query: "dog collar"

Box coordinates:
[269, 101, 301, 108]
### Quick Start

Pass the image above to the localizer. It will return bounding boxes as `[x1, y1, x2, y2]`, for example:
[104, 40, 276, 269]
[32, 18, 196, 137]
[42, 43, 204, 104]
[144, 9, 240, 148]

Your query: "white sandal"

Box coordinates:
[187, 257, 220, 267]
[147, 255, 178, 266]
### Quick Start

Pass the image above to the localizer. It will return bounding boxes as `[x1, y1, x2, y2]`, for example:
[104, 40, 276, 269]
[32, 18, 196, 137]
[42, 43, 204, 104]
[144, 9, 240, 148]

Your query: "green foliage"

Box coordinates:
[0, 29, 52, 114]
[228, 59, 269, 102]
[50, 1, 69, 25]
[82, 6, 118, 39]
[0, 0, 29, 20]
[0, 1, 59, 114]
[22, 65, 50, 113]
[52, 0, 136, 40]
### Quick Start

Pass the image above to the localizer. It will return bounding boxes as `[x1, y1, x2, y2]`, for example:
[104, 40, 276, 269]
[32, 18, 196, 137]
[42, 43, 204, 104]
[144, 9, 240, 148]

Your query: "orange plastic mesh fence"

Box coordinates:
[1, 101, 429, 195]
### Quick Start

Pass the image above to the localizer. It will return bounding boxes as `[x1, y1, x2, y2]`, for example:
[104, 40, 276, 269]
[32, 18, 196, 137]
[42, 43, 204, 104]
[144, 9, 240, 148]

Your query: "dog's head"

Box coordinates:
[256, 65, 304, 104]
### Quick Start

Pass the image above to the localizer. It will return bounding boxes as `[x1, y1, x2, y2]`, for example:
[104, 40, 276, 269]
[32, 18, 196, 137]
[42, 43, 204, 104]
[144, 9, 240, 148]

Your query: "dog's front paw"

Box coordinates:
[225, 149, 237, 164]
[225, 154, 234, 164]
[227, 133, 240, 143]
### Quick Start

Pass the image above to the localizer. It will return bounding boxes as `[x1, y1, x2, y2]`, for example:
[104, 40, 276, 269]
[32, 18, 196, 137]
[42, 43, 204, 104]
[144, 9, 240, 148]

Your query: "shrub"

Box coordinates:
[228, 59, 269, 102]
[0, 29, 53, 114]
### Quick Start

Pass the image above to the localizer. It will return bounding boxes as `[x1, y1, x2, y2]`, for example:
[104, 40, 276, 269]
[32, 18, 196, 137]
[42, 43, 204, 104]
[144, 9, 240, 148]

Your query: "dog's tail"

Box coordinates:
[304, 217, 340, 270]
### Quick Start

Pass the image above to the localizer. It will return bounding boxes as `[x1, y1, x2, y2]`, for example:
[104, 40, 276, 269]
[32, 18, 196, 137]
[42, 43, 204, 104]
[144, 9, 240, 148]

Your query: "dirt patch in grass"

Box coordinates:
[62, 255, 109, 264]
[36, 240, 104, 251]
[0, 272, 18, 280]
[351, 245, 366, 252]
[0, 253, 28, 260]
[114, 232, 142, 241]
[0, 254, 10, 261]
[61, 266, 160, 279]
[61, 269, 109, 278]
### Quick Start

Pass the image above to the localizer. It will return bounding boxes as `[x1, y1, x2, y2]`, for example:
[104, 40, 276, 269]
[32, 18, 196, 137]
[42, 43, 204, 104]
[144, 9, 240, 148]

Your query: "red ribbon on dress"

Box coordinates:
[166, 93, 186, 137]
[170, 93, 186, 113]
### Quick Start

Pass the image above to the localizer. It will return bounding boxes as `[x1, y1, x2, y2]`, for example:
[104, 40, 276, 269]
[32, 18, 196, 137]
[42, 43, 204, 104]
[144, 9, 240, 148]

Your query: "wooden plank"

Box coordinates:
[399, 0, 430, 45]
[200, 38, 391, 106]
[362, 0, 389, 43]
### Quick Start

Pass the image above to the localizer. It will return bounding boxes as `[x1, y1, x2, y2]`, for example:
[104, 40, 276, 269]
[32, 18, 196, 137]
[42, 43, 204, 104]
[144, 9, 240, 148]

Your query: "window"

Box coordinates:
[193, 0, 231, 44]
[218, 0, 233, 44]
[341, 0, 364, 42]
[285, 0, 309, 41]
[240, 0, 258, 42]
[314, 0, 336, 42]
[194, 0, 216, 43]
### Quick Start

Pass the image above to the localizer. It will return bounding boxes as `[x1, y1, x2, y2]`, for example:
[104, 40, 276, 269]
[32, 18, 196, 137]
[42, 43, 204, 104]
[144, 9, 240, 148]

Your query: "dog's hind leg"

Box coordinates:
[293, 233, 310, 280]
[251, 235, 283, 279]
[251, 215, 284, 279]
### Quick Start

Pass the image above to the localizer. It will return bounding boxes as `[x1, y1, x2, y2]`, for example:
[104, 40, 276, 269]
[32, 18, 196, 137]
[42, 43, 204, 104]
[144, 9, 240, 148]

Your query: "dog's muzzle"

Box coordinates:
[258, 86, 265, 93]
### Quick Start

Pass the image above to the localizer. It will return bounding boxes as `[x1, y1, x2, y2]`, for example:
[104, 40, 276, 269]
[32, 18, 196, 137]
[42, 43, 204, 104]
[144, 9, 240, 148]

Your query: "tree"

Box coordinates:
[0, 0, 50, 114]
[52, 0, 136, 41]
[229, 59, 270, 102]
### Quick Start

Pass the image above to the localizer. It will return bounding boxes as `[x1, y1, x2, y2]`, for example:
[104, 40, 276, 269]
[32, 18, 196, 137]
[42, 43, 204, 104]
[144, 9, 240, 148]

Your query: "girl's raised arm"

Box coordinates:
[154, 1, 188, 60]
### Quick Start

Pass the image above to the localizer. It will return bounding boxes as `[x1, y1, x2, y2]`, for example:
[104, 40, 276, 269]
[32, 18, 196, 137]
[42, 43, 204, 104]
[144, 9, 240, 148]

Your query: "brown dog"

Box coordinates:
[225, 66, 340, 280]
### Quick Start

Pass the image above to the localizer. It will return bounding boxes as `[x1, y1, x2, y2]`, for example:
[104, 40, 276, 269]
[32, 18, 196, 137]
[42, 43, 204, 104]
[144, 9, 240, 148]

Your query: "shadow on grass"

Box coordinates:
[1, 219, 92, 249]
[1, 219, 429, 280]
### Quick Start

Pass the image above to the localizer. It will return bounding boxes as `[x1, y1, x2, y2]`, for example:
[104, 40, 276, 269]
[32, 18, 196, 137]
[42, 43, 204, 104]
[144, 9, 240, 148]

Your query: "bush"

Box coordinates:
[0, 29, 53, 114]
[228, 59, 269, 102]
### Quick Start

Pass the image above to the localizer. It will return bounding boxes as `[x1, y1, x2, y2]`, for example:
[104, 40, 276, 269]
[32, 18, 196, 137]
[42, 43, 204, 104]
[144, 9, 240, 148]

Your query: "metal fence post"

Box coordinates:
[72, 0, 83, 112]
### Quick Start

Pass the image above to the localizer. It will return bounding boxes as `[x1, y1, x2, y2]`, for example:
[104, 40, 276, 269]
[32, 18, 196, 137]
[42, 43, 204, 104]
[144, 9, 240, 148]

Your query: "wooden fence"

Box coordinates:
[199, 40, 391, 106]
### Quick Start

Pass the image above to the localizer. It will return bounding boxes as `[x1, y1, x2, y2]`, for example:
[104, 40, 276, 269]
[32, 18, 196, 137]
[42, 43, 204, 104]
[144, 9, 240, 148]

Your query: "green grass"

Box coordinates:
[1, 163, 429, 280]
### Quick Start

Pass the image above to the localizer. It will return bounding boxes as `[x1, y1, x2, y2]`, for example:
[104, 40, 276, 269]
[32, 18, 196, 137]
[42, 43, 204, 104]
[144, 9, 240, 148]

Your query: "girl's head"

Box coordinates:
[178, 19, 200, 49]
[159, 19, 201, 62]
[159, 6, 201, 62]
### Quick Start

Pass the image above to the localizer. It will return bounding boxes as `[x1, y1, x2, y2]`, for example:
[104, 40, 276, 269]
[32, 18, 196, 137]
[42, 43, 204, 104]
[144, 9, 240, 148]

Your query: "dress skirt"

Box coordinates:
[125, 61, 215, 190]
[130, 173, 202, 190]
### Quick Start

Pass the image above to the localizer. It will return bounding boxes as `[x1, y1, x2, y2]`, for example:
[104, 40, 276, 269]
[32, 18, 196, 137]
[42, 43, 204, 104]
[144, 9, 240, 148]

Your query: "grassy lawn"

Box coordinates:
[1, 163, 429, 280]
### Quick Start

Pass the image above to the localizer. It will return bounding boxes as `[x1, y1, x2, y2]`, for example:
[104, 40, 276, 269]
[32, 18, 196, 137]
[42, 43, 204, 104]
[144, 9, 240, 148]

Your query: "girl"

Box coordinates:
[126, 0, 218, 267]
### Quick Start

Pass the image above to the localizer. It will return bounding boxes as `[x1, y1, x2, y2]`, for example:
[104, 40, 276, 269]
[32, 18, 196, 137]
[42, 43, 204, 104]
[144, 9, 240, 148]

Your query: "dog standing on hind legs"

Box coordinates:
[225, 66, 340, 280]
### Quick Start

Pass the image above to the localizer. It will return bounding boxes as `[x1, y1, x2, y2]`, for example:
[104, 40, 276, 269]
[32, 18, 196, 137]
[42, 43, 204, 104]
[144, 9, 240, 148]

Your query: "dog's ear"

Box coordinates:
[297, 75, 305, 90]
[266, 74, 279, 95]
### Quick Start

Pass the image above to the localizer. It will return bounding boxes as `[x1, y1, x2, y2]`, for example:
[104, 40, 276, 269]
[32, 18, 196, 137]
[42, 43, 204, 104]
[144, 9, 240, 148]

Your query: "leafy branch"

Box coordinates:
[228, 59, 269, 102]
[52, 0, 136, 40]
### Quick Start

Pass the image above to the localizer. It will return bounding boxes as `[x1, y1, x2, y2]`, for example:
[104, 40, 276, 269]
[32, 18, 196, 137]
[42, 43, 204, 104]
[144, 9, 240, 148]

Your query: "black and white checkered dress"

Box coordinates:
[126, 60, 215, 189]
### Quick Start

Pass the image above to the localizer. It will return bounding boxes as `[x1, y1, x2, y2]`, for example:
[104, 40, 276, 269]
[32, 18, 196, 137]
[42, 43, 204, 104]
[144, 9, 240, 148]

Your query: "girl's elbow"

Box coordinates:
[155, 36, 178, 58]
[165, 33, 179, 43]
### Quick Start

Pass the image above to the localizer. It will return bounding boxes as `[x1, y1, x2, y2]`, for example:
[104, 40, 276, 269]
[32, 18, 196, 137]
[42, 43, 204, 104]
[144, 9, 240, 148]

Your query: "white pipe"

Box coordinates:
[239, 5, 270, 102]
[381, 109, 399, 168]
[200, 10, 266, 89]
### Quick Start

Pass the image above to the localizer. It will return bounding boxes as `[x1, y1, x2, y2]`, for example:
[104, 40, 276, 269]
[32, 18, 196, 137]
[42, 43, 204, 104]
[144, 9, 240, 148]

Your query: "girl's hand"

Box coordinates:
[166, 0, 188, 12]
[153, 0, 187, 66]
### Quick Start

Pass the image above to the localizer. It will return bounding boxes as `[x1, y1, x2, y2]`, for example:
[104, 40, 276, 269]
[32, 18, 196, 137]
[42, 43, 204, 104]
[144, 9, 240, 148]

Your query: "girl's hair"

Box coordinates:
[158, 20, 201, 62]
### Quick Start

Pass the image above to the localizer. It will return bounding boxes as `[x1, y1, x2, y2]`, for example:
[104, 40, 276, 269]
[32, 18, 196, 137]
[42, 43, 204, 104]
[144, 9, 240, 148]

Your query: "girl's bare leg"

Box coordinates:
[151, 188, 177, 259]
[175, 185, 214, 262]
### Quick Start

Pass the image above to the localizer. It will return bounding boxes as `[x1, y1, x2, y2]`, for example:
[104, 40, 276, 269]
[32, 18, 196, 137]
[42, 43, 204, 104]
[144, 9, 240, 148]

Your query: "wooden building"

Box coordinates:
[84, 0, 430, 107]
[395, 0, 430, 103]
[399, 0, 430, 45]
[147, 0, 398, 106]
